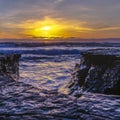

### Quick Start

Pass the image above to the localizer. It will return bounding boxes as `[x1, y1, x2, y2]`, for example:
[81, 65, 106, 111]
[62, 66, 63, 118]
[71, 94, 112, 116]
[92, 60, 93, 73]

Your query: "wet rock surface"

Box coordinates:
[0, 75, 120, 120]
[69, 49, 120, 95]
[0, 54, 21, 80]
[0, 53, 120, 119]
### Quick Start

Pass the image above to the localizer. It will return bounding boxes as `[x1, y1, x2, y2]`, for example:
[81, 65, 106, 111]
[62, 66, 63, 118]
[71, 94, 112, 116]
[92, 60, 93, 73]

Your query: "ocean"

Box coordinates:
[0, 42, 119, 94]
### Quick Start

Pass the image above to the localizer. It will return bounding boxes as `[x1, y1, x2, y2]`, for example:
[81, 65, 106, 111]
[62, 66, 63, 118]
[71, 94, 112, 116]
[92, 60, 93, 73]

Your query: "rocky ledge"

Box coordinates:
[0, 52, 120, 120]
[69, 49, 120, 96]
[0, 54, 21, 80]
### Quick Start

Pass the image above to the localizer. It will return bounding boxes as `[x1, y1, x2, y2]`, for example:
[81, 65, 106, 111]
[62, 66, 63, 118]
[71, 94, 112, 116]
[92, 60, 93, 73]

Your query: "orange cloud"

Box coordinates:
[0, 17, 120, 39]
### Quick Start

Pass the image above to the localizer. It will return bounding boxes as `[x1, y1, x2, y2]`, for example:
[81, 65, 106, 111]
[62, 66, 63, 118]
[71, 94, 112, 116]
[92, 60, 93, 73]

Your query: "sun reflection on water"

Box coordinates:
[19, 55, 80, 94]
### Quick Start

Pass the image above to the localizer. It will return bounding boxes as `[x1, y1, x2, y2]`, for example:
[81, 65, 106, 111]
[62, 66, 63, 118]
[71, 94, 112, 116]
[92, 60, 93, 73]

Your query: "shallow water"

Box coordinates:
[20, 54, 80, 94]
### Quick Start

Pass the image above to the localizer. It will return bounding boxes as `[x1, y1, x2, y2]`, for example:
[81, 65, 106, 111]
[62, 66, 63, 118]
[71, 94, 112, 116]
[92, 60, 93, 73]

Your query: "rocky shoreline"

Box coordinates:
[69, 49, 120, 96]
[0, 50, 120, 120]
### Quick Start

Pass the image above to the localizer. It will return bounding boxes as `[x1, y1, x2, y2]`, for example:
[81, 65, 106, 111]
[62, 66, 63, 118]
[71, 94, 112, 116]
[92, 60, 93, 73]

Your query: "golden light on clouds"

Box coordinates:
[1, 16, 119, 39]
[24, 17, 64, 38]
[23, 17, 91, 38]
[0, 1, 120, 40]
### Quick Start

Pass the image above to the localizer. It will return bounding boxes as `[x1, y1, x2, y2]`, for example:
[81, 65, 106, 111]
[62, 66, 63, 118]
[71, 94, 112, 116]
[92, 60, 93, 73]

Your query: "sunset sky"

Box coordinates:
[0, 0, 120, 39]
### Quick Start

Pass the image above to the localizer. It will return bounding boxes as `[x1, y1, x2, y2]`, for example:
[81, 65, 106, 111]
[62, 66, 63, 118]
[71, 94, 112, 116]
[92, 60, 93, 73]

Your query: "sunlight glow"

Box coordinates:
[27, 17, 63, 38]
[41, 26, 52, 31]
[22, 17, 91, 39]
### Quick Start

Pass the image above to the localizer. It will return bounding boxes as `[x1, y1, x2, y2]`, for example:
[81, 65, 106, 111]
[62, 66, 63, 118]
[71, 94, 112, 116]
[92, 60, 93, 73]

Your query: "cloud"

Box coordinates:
[54, 0, 65, 3]
[0, 0, 120, 38]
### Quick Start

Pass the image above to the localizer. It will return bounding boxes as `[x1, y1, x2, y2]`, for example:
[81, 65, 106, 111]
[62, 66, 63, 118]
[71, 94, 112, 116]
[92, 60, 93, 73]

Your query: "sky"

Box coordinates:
[0, 0, 120, 39]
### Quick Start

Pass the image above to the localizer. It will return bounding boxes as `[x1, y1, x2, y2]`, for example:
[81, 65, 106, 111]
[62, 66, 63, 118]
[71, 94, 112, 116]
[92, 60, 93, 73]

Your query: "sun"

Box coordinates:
[41, 26, 51, 31]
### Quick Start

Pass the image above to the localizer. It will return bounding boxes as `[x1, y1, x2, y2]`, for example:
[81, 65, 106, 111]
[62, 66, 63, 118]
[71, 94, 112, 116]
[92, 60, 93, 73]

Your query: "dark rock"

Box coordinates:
[69, 49, 120, 95]
[0, 54, 21, 80]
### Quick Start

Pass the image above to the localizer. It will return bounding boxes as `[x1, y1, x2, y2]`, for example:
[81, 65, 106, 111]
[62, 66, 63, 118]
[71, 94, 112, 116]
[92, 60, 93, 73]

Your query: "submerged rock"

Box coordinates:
[69, 49, 120, 95]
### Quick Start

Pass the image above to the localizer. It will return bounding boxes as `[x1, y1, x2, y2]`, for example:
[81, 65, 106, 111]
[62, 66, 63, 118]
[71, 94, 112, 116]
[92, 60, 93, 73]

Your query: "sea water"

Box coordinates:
[0, 42, 118, 94]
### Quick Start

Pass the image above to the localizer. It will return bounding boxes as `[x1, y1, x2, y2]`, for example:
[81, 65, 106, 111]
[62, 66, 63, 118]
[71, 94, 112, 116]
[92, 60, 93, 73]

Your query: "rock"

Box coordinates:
[0, 74, 120, 120]
[69, 49, 120, 95]
[0, 54, 21, 80]
[0, 53, 119, 119]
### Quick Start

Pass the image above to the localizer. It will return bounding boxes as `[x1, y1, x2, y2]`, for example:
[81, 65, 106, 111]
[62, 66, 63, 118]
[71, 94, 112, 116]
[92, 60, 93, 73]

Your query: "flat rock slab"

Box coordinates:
[0, 76, 120, 120]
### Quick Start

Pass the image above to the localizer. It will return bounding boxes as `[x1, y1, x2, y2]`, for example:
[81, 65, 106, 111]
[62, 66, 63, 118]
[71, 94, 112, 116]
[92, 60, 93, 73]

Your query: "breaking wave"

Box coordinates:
[0, 48, 81, 55]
